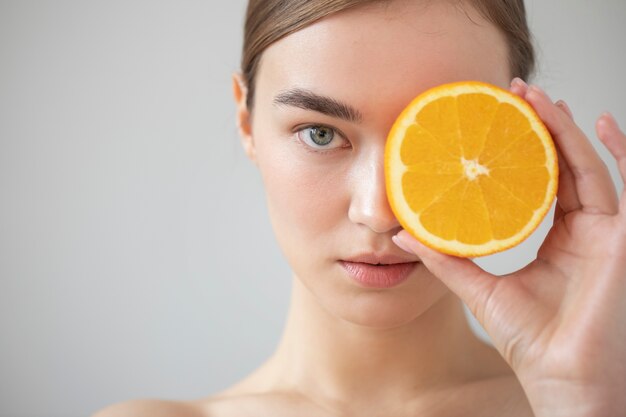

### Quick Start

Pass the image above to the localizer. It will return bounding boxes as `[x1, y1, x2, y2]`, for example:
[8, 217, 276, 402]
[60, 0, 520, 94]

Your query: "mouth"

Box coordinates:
[339, 259, 419, 289]
[342, 253, 420, 265]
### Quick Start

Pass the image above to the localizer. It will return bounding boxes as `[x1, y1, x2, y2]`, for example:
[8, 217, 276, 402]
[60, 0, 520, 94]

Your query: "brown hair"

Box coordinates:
[240, 0, 535, 110]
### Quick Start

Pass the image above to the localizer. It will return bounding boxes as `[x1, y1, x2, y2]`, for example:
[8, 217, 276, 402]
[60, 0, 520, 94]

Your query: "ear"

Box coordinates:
[232, 72, 256, 163]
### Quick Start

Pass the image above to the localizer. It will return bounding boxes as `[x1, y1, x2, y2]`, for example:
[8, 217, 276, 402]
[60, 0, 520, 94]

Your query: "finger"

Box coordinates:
[554, 142, 582, 213]
[596, 112, 626, 185]
[556, 99, 574, 120]
[546, 99, 580, 214]
[542, 98, 580, 215]
[393, 230, 499, 322]
[548, 99, 580, 214]
[525, 85, 619, 215]
[509, 77, 528, 98]
[553, 200, 566, 224]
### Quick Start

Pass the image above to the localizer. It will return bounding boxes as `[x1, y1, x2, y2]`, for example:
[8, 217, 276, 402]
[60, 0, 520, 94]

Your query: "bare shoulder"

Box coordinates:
[198, 390, 335, 417]
[92, 392, 329, 417]
[91, 399, 210, 417]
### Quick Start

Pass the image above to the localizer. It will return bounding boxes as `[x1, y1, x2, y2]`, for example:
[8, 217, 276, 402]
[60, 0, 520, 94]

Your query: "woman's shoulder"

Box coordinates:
[90, 392, 326, 417]
[91, 399, 214, 417]
[199, 390, 334, 417]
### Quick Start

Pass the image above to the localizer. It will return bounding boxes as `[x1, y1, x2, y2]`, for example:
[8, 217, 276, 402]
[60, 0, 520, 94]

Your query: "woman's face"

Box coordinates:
[238, 0, 510, 328]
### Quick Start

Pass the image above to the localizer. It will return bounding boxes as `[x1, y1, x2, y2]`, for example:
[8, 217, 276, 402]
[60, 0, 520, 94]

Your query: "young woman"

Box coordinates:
[95, 0, 626, 416]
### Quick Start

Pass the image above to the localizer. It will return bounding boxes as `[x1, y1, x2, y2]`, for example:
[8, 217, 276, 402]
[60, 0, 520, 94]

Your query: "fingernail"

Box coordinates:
[392, 234, 413, 254]
[527, 85, 550, 102]
[511, 77, 527, 87]
[600, 112, 619, 128]
[555, 100, 573, 118]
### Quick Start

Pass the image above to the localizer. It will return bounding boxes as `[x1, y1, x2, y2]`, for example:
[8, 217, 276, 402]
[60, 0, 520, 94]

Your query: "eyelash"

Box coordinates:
[293, 124, 350, 154]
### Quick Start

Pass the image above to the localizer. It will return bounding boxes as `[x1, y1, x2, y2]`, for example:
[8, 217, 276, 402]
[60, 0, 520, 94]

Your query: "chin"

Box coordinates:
[333, 289, 447, 329]
[314, 268, 450, 330]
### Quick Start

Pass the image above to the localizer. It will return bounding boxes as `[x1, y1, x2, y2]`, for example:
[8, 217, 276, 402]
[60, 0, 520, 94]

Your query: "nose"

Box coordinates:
[348, 147, 401, 234]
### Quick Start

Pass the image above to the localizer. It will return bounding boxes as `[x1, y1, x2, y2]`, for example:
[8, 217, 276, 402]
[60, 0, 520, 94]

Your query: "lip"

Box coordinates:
[343, 253, 418, 265]
[339, 260, 418, 289]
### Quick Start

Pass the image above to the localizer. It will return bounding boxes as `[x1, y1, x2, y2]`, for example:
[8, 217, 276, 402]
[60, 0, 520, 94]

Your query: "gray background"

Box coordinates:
[1, 1, 624, 416]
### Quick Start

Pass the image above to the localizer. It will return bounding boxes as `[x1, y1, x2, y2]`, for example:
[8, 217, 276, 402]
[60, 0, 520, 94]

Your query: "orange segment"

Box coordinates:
[402, 171, 462, 213]
[455, 181, 492, 245]
[478, 175, 534, 240]
[419, 180, 471, 241]
[385, 81, 558, 257]
[478, 103, 531, 166]
[415, 96, 463, 157]
[489, 166, 550, 207]
[400, 124, 457, 165]
[457, 93, 499, 159]
[485, 130, 546, 167]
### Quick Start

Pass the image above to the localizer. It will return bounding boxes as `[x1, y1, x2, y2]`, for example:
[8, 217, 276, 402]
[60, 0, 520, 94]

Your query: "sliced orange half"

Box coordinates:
[385, 81, 558, 257]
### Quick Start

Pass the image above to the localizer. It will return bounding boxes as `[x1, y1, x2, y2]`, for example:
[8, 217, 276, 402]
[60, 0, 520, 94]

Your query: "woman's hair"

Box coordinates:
[241, 0, 535, 110]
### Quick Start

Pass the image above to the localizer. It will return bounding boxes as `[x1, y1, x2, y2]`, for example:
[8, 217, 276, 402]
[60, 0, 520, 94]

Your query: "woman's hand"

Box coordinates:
[393, 78, 626, 417]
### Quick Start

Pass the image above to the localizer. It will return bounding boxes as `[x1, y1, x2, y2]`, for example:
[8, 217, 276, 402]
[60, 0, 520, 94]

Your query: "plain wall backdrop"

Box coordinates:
[1, 1, 625, 416]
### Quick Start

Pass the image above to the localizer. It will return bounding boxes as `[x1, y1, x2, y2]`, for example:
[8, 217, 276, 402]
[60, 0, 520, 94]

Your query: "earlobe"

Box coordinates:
[232, 72, 256, 163]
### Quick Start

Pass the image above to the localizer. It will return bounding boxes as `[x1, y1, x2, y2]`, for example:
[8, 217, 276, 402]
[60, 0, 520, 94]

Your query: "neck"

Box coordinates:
[263, 276, 501, 404]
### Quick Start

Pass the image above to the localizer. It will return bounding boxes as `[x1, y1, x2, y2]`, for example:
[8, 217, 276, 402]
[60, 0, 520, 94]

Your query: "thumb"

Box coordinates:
[393, 230, 498, 318]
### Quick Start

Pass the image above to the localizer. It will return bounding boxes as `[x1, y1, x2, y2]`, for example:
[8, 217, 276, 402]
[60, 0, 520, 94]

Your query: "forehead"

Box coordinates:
[255, 0, 510, 123]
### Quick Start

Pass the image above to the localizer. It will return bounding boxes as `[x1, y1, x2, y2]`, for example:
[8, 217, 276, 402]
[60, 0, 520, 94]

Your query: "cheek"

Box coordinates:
[255, 135, 350, 251]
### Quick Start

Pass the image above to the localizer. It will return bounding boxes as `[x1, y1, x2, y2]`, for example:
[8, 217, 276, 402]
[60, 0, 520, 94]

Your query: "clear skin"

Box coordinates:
[94, 1, 626, 416]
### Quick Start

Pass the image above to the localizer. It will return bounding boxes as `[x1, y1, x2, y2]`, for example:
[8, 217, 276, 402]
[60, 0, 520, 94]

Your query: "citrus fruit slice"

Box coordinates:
[385, 81, 558, 257]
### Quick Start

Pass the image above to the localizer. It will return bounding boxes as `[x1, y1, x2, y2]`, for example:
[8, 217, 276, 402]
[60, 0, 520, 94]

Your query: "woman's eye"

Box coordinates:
[296, 126, 347, 150]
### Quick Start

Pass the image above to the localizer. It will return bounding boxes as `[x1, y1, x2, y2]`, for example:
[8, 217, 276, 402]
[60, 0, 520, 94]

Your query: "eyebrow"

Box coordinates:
[273, 88, 363, 123]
